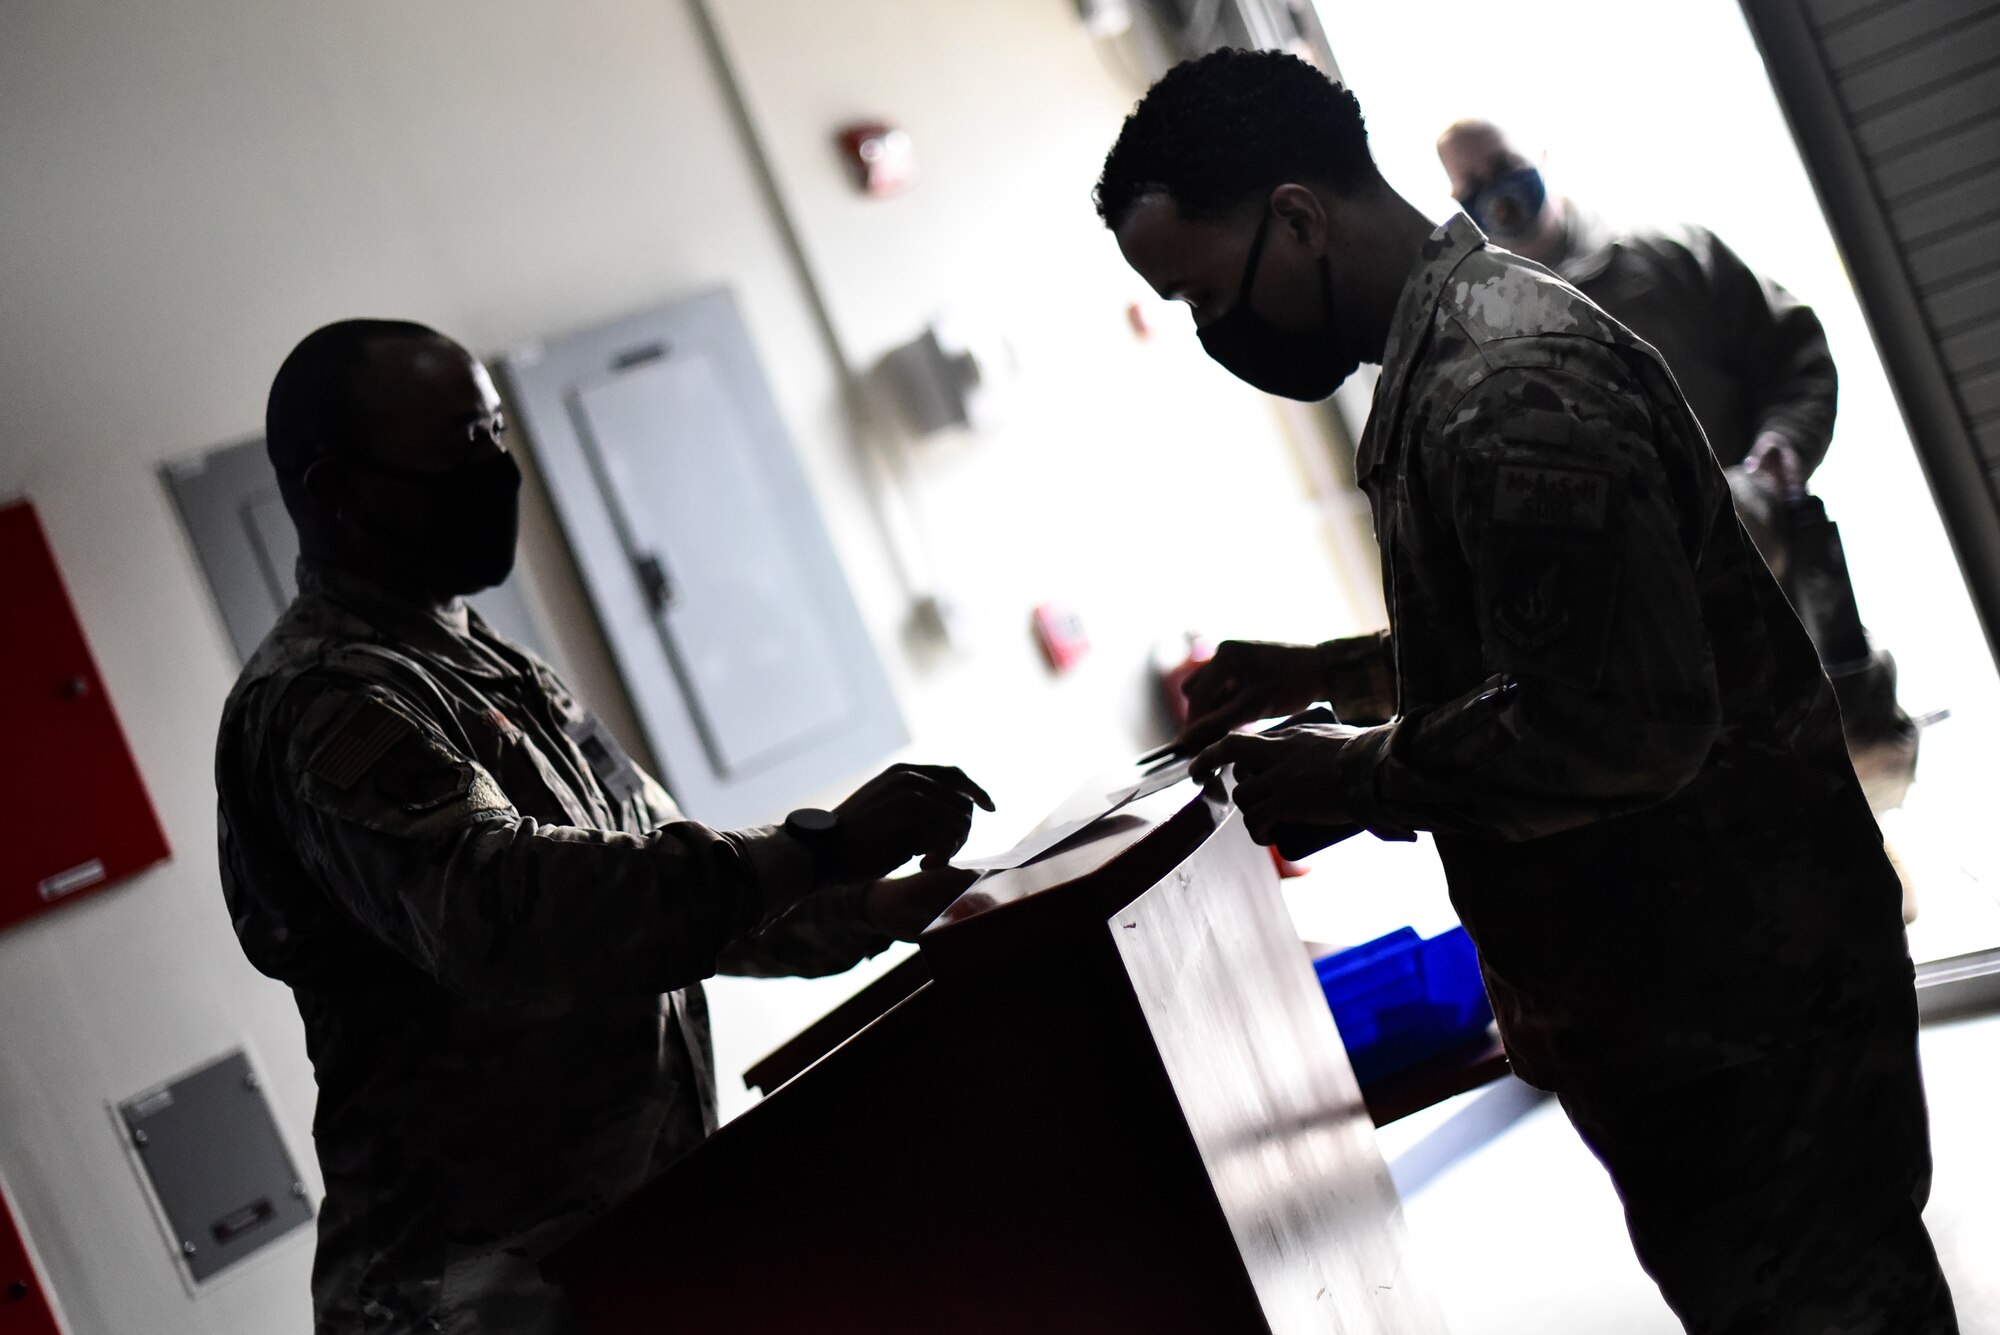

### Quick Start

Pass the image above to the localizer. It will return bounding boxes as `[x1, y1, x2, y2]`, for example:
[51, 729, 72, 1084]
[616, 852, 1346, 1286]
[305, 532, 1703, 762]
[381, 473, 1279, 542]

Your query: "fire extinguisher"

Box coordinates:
[1152, 633, 1312, 880]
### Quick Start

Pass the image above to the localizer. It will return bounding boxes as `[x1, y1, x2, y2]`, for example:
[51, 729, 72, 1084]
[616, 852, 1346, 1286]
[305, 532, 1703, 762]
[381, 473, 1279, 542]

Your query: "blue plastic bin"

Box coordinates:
[1313, 926, 1494, 1083]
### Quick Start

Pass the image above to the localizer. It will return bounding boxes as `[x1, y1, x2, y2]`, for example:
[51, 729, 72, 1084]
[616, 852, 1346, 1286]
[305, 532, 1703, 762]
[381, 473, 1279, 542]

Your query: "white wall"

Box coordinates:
[705, 0, 1363, 778]
[0, 3, 1365, 1331]
[693, 0, 1381, 1128]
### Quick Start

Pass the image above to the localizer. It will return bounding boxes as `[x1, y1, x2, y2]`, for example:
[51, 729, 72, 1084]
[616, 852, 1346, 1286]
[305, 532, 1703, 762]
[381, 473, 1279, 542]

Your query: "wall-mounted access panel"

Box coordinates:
[118, 1051, 313, 1284]
[502, 291, 906, 827]
[0, 500, 171, 933]
[162, 437, 549, 664]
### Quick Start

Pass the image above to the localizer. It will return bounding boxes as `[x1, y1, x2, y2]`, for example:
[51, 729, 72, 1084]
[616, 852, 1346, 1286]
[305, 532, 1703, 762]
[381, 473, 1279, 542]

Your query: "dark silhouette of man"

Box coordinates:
[1096, 51, 1952, 1334]
[1438, 118, 1918, 817]
[217, 319, 989, 1333]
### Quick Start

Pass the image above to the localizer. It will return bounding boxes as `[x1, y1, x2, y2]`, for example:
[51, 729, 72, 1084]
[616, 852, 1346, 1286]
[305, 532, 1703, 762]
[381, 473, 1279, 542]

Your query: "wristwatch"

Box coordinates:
[783, 807, 840, 881]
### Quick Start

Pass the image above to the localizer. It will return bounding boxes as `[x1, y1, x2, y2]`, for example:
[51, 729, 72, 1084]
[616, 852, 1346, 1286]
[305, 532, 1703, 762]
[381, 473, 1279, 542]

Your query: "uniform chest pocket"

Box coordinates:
[564, 711, 643, 807]
[463, 707, 597, 827]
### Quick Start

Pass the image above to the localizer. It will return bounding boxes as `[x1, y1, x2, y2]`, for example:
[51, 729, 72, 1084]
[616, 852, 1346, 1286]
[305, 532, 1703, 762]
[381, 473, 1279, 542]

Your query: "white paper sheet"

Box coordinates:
[953, 754, 1196, 872]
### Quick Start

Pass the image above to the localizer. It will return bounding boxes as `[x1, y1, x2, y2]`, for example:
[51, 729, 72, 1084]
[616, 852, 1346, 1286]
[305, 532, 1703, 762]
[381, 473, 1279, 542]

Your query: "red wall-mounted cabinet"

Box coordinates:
[0, 1178, 62, 1335]
[0, 500, 170, 933]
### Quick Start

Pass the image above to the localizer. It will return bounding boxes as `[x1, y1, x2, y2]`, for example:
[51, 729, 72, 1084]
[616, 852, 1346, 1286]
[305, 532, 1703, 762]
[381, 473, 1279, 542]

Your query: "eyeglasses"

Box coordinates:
[464, 412, 507, 447]
[285, 412, 510, 487]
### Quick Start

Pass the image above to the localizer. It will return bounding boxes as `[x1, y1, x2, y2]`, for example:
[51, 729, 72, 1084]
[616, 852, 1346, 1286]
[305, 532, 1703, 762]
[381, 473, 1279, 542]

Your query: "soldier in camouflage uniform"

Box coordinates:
[1096, 51, 1954, 1333]
[1436, 119, 1920, 814]
[216, 320, 991, 1334]
[1435, 119, 1837, 494]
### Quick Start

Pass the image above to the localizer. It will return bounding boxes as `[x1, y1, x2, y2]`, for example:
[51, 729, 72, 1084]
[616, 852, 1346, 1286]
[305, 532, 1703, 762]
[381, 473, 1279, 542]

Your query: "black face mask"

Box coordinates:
[346, 451, 523, 595]
[1197, 209, 1357, 402]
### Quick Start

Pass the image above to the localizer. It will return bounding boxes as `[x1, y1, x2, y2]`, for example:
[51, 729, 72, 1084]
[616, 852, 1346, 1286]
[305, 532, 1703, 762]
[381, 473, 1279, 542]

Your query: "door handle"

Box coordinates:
[634, 553, 675, 612]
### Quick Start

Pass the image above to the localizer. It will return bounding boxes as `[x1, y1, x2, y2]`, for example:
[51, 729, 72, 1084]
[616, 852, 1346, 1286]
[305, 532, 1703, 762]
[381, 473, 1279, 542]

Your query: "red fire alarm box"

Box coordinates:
[1031, 602, 1090, 674]
[836, 121, 917, 197]
[0, 500, 170, 933]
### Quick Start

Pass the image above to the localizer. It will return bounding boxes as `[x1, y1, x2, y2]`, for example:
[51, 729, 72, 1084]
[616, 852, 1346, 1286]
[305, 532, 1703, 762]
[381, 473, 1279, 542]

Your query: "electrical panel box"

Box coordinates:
[501, 291, 907, 827]
[162, 438, 550, 664]
[118, 1051, 313, 1284]
[0, 500, 171, 933]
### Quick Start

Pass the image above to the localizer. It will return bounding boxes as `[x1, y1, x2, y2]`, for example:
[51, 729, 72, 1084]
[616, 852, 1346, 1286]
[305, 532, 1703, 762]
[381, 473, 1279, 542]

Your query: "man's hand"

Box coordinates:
[820, 764, 994, 883]
[1176, 640, 1324, 753]
[1192, 725, 1364, 847]
[863, 866, 980, 941]
[1741, 432, 1805, 500]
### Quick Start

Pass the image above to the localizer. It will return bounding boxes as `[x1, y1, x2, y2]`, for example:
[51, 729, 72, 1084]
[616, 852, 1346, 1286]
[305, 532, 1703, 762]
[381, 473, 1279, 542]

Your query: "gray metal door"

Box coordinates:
[570, 354, 853, 776]
[1741, 0, 2000, 665]
[501, 291, 905, 827]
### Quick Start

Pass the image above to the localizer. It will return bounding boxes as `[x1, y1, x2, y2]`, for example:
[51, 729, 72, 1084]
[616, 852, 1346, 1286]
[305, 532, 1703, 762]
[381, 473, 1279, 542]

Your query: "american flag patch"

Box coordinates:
[308, 698, 412, 790]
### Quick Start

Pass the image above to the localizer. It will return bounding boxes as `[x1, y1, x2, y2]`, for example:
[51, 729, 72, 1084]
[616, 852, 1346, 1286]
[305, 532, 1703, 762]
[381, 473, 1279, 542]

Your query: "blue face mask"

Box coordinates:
[1461, 165, 1547, 240]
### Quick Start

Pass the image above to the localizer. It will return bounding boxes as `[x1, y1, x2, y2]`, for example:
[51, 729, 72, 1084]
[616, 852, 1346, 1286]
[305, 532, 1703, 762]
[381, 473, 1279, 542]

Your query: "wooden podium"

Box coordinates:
[546, 780, 1447, 1334]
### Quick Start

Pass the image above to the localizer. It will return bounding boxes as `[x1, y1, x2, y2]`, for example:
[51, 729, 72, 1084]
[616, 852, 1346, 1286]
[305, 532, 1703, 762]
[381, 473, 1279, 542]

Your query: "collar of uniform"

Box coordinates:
[295, 558, 512, 679]
[1355, 212, 1487, 481]
[1553, 202, 1621, 283]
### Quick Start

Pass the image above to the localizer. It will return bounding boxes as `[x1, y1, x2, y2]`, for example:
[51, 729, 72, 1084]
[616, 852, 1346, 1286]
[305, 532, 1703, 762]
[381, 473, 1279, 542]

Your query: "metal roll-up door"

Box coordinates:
[1741, 0, 2000, 665]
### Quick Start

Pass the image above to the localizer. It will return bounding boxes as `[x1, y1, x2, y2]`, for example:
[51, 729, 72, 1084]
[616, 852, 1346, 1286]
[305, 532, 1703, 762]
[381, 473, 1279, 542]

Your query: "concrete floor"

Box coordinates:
[1372, 1011, 1999, 1335]
[1885, 716, 2000, 969]
[1281, 778, 1999, 1335]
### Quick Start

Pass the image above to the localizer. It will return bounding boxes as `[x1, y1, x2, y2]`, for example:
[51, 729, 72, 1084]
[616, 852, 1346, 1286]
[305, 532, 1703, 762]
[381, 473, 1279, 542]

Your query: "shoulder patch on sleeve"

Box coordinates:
[307, 697, 413, 791]
[1482, 537, 1623, 692]
[374, 746, 476, 812]
[1494, 549, 1574, 650]
[1494, 465, 1610, 531]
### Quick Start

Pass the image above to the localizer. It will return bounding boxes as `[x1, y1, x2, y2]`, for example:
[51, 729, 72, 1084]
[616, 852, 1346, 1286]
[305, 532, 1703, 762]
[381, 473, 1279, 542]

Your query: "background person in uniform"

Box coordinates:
[215, 319, 992, 1335]
[1095, 51, 1953, 1334]
[1436, 119, 1920, 814]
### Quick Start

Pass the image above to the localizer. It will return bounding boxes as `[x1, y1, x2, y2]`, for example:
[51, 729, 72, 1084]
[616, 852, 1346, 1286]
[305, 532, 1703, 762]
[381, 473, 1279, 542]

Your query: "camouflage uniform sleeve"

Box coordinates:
[1683, 225, 1838, 473]
[1317, 630, 1396, 725]
[714, 881, 893, 979]
[274, 672, 817, 1003]
[626, 761, 891, 979]
[1327, 360, 1722, 842]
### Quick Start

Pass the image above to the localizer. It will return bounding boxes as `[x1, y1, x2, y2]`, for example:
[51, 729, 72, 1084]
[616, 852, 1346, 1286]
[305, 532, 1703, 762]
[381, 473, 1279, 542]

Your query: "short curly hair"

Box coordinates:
[1094, 48, 1380, 230]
